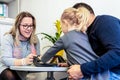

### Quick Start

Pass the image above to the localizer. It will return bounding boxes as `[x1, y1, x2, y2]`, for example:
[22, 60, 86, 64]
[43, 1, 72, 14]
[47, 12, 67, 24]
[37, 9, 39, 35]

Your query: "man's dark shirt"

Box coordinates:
[81, 15, 120, 77]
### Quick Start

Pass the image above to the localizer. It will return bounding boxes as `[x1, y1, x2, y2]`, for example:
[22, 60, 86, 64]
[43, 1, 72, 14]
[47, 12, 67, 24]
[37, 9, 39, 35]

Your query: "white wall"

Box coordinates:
[8, 0, 19, 18]
[19, 0, 120, 53]
[80, 0, 120, 19]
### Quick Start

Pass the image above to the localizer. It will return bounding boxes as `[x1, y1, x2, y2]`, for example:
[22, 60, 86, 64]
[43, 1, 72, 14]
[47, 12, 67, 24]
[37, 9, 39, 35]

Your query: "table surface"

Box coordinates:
[10, 66, 68, 72]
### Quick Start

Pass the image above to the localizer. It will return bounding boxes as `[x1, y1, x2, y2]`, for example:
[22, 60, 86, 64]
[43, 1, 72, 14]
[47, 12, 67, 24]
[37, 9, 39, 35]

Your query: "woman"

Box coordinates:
[0, 11, 40, 80]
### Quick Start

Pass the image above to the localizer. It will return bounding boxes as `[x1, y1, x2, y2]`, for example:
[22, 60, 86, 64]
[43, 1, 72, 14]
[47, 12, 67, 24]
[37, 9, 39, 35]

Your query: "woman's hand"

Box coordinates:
[14, 54, 37, 66]
[24, 53, 37, 65]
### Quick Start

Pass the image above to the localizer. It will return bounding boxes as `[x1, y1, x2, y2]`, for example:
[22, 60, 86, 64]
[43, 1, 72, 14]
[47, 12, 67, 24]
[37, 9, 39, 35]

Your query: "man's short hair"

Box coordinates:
[73, 2, 95, 15]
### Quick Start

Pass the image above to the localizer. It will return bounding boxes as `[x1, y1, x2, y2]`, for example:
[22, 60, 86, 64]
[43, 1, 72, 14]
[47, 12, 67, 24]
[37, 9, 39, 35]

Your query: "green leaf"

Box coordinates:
[55, 32, 60, 40]
[41, 32, 56, 44]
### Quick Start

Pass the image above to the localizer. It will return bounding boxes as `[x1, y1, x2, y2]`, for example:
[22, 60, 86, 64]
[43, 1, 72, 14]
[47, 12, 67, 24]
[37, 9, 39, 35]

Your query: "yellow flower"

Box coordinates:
[55, 20, 61, 35]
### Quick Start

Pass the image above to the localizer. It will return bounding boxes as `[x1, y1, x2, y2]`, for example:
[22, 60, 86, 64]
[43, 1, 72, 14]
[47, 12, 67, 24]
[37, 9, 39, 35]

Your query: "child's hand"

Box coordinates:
[58, 63, 68, 67]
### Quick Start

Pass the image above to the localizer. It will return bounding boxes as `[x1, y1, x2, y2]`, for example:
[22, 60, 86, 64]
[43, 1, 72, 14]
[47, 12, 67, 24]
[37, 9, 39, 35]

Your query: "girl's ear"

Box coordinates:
[63, 20, 69, 27]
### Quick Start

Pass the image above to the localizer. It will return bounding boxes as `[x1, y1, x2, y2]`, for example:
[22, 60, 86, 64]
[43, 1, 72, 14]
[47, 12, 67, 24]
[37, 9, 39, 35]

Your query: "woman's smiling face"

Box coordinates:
[19, 17, 34, 39]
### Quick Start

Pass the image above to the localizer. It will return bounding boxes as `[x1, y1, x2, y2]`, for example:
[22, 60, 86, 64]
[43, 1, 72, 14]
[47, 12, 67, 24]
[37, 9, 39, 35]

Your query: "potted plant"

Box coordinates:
[41, 20, 62, 45]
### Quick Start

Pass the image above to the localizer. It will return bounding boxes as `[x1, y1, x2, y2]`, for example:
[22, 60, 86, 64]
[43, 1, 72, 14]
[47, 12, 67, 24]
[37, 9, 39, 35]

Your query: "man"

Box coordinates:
[67, 2, 120, 80]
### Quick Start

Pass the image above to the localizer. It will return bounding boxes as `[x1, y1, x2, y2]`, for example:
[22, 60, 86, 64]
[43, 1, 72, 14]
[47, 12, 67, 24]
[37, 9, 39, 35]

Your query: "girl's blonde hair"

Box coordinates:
[6, 11, 38, 46]
[61, 7, 90, 33]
